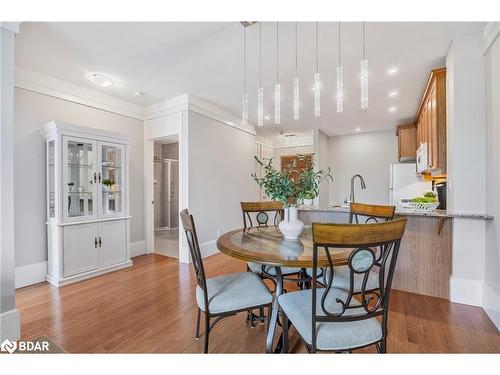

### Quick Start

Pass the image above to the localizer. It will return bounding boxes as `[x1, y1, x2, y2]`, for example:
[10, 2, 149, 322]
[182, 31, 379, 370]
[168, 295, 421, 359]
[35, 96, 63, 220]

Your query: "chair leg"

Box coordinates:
[267, 306, 272, 331]
[204, 314, 210, 354]
[195, 308, 201, 340]
[282, 313, 289, 353]
[259, 307, 265, 325]
[380, 338, 387, 353]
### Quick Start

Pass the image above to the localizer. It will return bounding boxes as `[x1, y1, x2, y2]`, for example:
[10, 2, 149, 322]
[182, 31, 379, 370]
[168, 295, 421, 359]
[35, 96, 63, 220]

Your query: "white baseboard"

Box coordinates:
[200, 240, 220, 258]
[130, 240, 146, 257]
[449, 277, 483, 306]
[483, 282, 500, 331]
[15, 261, 48, 289]
[0, 309, 20, 341]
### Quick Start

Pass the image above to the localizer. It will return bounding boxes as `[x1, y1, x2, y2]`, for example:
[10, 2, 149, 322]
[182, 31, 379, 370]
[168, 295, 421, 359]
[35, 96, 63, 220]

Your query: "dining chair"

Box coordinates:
[180, 209, 273, 353]
[241, 201, 306, 282]
[279, 218, 407, 353]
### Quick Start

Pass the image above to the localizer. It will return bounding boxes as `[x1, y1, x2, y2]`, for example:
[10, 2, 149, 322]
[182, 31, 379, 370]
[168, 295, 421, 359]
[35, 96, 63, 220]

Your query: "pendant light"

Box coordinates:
[257, 23, 264, 126]
[336, 22, 343, 113]
[360, 22, 368, 111]
[293, 22, 300, 120]
[313, 22, 321, 117]
[241, 25, 248, 126]
[274, 22, 281, 125]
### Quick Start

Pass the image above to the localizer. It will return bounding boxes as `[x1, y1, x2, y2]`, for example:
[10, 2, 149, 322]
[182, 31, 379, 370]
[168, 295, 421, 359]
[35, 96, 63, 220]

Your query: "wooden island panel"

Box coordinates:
[392, 215, 452, 299]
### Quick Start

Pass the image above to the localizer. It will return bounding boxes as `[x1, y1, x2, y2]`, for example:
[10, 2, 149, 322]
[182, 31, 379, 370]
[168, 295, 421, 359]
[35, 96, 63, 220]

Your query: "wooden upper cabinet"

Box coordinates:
[396, 124, 417, 161]
[415, 68, 446, 173]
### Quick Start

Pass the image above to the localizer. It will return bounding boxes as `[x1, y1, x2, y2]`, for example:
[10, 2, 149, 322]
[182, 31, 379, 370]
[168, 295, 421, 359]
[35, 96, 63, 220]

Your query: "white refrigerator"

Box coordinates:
[389, 163, 432, 208]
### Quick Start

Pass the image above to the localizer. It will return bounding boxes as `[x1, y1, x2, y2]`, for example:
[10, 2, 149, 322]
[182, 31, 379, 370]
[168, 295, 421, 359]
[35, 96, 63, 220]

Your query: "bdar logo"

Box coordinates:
[1, 339, 17, 354]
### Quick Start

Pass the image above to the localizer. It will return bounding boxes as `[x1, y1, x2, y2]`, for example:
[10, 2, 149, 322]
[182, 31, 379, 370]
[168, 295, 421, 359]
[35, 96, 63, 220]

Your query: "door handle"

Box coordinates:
[95, 237, 98, 248]
[98, 236, 102, 247]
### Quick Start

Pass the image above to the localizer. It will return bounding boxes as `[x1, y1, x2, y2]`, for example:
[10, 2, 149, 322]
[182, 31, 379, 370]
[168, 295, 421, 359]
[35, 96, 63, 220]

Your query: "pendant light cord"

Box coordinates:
[315, 22, 319, 73]
[276, 22, 279, 83]
[338, 22, 341, 66]
[295, 22, 298, 76]
[259, 23, 262, 87]
[243, 26, 247, 92]
[362, 22, 366, 60]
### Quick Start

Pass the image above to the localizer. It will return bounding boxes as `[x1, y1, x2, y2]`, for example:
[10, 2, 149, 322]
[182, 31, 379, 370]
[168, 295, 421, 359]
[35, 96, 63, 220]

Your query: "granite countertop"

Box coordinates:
[297, 205, 493, 220]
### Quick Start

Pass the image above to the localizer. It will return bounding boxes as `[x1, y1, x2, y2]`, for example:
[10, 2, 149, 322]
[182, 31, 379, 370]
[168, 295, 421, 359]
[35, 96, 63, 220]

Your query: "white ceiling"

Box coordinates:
[15, 22, 485, 136]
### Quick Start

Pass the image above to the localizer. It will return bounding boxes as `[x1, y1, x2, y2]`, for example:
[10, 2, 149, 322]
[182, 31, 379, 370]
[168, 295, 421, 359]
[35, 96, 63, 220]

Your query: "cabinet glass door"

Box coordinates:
[99, 143, 125, 217]
[63, 137, 97, 221]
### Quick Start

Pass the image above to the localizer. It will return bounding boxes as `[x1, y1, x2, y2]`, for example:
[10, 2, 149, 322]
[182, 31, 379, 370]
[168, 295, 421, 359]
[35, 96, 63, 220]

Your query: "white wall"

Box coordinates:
[314, 129, 330, 206]
[328, 130, 398, 205]
[484, 26, 500, 329]
[446, 32, 487, 308]
[188, 111, 259, 254]
[13, 88, 145, 268]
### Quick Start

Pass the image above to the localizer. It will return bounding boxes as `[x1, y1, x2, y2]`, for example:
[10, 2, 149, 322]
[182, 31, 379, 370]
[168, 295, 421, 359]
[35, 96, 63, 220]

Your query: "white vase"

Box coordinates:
[279, 206, 304, 241]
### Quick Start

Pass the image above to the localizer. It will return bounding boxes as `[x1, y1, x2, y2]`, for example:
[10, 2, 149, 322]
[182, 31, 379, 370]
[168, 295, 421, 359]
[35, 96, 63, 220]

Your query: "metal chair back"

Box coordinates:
[349, 202, 395, 224]
[180, 209, 209, 310]
[310, 218, 407, 351]
[240, 201, 284, 230]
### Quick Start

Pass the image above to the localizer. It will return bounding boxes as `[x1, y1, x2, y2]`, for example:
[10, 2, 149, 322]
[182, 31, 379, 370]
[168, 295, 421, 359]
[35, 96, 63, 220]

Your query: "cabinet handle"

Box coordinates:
[95, 237, 98, 248]
[94, 172, 97, 183]
[99, 236, 102, 247]
[98, 173, 102, 183]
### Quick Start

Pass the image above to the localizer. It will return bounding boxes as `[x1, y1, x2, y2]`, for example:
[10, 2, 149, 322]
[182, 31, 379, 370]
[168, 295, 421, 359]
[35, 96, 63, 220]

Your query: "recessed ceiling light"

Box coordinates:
[388, 90, 399, 97]
[354, 128, 362, 132]
[388, 106, 397, 112]
[264, 115, 271, 120]
[387, 67, 399, 75]
[87, 73, 116, 88]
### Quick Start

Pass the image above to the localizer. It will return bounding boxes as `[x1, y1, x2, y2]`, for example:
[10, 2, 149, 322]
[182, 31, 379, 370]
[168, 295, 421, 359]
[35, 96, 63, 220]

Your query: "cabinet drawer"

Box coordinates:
[98, 220, 127, 267]
[63, 223, 99, 277]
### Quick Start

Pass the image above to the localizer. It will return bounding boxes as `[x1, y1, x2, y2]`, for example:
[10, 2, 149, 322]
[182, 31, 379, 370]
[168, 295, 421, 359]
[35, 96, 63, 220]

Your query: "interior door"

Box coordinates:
[98, 220, 127, 267]
[98, 142, 126, 218]
[62, 136, 98, 222]
[63, 222, 99, 276]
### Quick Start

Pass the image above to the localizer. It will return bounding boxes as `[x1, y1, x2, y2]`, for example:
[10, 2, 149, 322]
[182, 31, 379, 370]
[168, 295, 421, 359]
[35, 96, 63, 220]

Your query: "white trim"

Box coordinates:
[272, 135, 314, 149]
[199, 240, 220, 258]
[130, 240, 146, 258]
[15, 262, 48, 289]
[483, 282, 500, 331]
[46, 260, 132, 287]
[143, 94, 189, 120]
[482, 22, 500, 55]
[449, 276, 483, 307]
[0, 22, 20, 34]
[15, 67, 144, 120]
[0, 309, 20, 341]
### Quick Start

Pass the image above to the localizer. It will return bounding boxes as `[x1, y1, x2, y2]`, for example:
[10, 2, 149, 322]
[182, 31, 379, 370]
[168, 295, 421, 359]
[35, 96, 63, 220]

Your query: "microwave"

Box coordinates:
[416, 143, 429, 173]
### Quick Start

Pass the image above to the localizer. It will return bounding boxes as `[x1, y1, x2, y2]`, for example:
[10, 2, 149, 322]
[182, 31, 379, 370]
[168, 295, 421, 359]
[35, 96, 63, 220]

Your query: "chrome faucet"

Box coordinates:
[346, 174, 366, 204]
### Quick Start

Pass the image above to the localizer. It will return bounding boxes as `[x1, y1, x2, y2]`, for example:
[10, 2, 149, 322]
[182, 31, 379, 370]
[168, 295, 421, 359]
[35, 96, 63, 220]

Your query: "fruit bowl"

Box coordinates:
[409, 201, 440, 212]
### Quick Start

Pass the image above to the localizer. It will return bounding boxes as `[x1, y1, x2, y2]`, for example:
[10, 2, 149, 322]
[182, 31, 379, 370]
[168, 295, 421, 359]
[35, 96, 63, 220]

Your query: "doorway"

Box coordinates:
[153, 138, 179, 258]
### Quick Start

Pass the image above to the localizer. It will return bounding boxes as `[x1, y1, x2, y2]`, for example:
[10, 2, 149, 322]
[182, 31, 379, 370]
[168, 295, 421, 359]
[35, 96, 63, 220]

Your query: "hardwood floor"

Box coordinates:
[16, 254, 500, 353]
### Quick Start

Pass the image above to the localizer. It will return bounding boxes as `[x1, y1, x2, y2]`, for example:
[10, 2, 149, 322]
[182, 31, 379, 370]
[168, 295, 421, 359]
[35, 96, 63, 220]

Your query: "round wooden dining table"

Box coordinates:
[216, 225, 352, 353]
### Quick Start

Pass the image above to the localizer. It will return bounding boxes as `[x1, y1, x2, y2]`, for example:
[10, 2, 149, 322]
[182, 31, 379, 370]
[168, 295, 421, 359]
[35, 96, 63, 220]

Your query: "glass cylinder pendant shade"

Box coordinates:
[293, 77, 300, 120]
[314, 72, 321, 117]
[336, 66, 344, 113]
[274, 83, 281, 125]
[241, 92, 248, 126]
[257, 87, 264, 126]
[360, 59, 368, 110]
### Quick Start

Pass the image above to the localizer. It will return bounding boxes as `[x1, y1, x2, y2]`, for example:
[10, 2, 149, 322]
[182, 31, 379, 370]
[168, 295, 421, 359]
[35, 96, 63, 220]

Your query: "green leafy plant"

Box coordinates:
[102, 179, 115, 187]
[252, 155, 333, 207]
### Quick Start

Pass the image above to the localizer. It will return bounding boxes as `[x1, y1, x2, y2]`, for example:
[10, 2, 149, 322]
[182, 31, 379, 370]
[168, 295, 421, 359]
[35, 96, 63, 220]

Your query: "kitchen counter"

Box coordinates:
[298, 205, 493, 220]
[297, 204, 492, 300]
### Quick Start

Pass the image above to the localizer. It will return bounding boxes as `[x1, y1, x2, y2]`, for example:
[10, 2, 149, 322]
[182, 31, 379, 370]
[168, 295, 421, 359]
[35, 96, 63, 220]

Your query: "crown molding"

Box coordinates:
[0, 22, 20, 34]
[14, 67, 144, 120]
[482, 22, 500, 55]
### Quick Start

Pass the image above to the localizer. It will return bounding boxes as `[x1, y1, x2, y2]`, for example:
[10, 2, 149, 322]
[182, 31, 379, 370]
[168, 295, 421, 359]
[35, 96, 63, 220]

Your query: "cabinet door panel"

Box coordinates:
[62, 136, 98, 222]
[98, 220, 127, 267]
[64, 223, 99, 277]
[99, 142, 126, 218]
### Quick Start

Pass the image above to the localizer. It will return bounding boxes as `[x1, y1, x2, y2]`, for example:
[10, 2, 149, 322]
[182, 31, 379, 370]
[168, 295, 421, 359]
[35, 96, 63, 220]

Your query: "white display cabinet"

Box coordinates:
[43, 121, 132, 287]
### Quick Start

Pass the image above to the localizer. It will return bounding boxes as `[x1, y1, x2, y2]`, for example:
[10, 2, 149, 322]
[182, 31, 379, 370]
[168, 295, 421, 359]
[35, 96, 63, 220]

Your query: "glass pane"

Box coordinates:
[67, 140, 94, 217]
[48, 140, 56, 218]
[101, 145, 122, 215]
